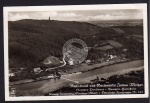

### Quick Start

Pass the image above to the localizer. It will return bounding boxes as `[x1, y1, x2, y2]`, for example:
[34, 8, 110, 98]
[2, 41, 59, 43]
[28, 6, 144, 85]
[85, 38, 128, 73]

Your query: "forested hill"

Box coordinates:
[8, 19, 117, 69]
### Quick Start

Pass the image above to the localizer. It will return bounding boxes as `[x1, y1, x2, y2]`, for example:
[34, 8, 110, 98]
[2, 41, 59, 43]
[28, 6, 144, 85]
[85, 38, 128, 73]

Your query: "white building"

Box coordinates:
[33, 67, 43, 74]
[9, 73, 15, 77]
[68, 58, 74, 65]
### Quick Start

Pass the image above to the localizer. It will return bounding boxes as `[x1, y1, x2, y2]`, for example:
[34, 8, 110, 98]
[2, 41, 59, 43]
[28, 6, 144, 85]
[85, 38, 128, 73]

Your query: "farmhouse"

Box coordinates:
[9, 69, 16, 77]
[68, 58, 74, 65]
[85, 60, 91, 65]
[33, 67, 43, 74]
[9, 72, 15, 77]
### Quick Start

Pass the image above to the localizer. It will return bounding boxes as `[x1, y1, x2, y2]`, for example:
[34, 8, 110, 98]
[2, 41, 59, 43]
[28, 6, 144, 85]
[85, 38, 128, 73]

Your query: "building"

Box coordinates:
[85, 60, 92, 65]
[9, 73, 15, 77]
[9, 69, 16, 77]
[20, 67, 26, 71]
[109, 55, 117, 59]
[68, 58, 74, 65]
[33, 67, 43, 74]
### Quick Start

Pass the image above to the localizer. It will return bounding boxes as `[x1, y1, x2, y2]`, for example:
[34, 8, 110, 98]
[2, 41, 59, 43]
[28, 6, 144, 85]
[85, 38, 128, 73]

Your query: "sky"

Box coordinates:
[8, 9, 143, 21]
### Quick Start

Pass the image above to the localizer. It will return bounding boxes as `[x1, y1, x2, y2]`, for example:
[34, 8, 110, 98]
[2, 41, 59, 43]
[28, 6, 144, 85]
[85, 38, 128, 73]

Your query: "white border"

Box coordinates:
[3, 3, 149, 101]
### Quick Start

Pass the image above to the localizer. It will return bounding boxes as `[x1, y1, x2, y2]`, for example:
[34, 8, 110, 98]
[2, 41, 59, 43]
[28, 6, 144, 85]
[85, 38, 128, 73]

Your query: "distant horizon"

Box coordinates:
[8, 9, 143, 22]
[8, 18, 143, 22]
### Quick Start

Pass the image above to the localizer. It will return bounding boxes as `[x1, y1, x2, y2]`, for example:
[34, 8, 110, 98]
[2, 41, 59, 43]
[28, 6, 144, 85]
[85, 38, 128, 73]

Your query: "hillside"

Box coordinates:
[8, 19, 143, 70]
[9, 19, 118, 69]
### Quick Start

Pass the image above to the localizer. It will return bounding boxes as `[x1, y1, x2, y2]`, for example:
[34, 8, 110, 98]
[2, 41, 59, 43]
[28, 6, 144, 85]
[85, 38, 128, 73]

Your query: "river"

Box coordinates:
[13, 60, 143, 94]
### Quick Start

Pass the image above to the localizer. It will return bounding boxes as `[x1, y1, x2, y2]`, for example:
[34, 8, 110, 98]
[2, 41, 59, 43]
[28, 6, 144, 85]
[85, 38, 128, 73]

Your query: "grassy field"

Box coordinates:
[107, 40, 122, 48]
[95, 45, 113, 50]
[113, 28, 125, 34]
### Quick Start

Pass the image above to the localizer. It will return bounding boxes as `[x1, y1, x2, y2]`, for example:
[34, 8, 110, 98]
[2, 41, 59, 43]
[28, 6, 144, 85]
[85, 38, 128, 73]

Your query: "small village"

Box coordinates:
[9, 47, 131, 85]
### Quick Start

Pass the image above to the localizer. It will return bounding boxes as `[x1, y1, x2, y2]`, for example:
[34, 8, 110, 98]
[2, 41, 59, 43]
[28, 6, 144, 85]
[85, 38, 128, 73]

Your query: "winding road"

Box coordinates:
[46, 54, 67, 71]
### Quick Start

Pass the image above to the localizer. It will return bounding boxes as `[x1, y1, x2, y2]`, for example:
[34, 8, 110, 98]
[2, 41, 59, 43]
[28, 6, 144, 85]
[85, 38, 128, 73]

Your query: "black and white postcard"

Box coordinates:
[3, 3, 148, 101]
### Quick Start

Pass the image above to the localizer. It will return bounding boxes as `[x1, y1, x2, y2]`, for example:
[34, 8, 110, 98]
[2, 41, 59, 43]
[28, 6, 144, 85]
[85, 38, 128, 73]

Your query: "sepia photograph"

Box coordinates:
[4, 3, 148, 101]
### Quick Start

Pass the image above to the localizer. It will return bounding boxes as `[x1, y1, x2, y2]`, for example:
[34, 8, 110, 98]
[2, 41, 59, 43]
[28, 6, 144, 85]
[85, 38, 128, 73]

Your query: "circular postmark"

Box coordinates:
[62, 38, 88, 65]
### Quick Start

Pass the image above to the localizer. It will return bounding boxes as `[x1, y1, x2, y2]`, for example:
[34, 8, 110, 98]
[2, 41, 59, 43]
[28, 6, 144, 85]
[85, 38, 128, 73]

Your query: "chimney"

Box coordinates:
[49, 17, 50, 20]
